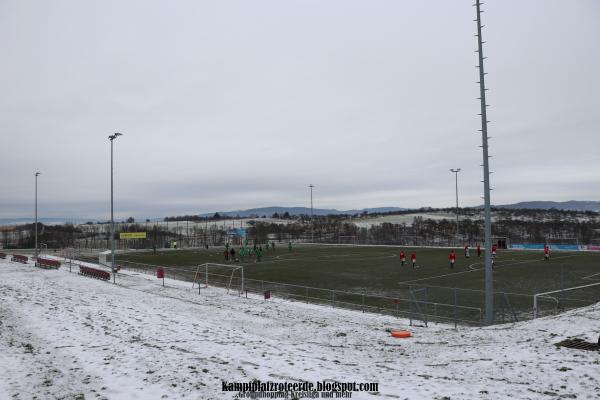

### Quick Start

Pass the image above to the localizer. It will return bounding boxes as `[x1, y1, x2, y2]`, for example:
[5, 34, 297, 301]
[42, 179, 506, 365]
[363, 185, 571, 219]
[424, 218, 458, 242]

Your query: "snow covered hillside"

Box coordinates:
[1, 259, 599, 399]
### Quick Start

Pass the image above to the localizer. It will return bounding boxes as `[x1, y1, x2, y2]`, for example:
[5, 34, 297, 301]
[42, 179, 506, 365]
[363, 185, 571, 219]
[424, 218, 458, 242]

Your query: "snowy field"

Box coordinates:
[348, 212, 456, 228]
[347, 211, 600, 228]
[1, 259, 599, 399]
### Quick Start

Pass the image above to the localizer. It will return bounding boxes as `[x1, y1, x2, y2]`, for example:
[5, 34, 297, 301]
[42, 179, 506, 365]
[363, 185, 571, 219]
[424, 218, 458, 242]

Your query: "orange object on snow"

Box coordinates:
[391, 330, 412, 338]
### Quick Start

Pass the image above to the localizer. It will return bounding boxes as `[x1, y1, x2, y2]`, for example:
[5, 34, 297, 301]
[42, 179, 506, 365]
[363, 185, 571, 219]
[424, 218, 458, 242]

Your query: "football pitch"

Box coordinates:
[118, 244, 600, 324]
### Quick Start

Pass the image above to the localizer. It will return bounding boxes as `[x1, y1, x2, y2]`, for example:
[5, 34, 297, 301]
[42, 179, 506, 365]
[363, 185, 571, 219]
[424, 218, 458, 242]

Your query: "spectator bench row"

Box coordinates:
[4, 255, 60, 269]
[79, 265, 110, 281]
[2, 252, 111, 282]
[35, 258, 61, 269]
[11, 254, 28, 263]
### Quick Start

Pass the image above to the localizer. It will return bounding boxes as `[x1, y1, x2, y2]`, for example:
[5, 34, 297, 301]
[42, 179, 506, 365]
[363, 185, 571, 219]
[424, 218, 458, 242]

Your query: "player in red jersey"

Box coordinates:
[449, 250, 456, 269]
[411, 252, 417, 269]
[399, 251, 406, 266]
[544, 244, 550, 261]
[477, 244, 481, 257]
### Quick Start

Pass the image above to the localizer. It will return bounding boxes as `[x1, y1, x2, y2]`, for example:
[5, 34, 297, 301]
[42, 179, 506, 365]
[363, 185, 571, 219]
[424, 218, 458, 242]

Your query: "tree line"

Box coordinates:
[2, 207, 598, 249]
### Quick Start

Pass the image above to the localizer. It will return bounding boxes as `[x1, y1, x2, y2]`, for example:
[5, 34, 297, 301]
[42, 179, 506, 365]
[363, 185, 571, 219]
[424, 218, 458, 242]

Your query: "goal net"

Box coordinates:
[533, 281, 600, 318]
[99, 250, 111, 267]
[192, 263, 244, 294]
[492, 236, 509, 249]
[58, 247, 75, 260]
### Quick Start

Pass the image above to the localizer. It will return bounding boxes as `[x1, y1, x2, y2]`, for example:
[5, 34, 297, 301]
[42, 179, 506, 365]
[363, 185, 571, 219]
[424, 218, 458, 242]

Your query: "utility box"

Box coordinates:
[156, 267, 164, 279]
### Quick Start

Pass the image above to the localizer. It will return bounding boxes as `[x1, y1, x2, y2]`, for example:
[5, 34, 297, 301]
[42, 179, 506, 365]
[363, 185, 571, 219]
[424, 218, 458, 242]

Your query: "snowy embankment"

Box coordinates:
[0, 259, 599, 400]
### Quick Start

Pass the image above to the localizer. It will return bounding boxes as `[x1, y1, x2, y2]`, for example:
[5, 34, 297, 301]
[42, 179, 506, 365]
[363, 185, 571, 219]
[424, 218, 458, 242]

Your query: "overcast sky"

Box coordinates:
[1, 0, 599, 220]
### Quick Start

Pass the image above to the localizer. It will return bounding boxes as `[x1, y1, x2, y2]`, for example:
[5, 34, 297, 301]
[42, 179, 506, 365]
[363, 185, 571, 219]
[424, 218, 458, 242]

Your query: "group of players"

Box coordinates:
[223, 240, 293, 262]
[400, 243, 552, 270]
[222, 240, 552, 267]
[398, 243, 498, 270]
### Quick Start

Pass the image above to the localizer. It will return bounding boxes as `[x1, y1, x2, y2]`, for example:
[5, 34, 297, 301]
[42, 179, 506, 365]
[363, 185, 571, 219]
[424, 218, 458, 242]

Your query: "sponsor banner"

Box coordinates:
[583, 245, 600, 252]
[549, 244, 579, 251]
[510, 243, 580, 251]
[510, 243, 544, 250]
[119, 232, 147, 239]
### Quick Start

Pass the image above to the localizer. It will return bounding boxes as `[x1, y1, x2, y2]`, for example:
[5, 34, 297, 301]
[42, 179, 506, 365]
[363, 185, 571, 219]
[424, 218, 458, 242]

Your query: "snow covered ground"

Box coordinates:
[1, 258, 599, 399]
[349, 212, 455, 228]
[346, 210, 600, 228]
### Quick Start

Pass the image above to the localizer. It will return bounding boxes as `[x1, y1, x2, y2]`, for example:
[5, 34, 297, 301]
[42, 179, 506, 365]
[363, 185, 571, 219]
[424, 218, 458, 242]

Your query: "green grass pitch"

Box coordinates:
[118, 244, 600, 323]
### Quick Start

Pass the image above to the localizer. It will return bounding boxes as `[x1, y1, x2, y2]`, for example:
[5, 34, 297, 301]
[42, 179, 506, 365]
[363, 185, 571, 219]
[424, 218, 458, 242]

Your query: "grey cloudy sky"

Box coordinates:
[1, 0, 599, 220]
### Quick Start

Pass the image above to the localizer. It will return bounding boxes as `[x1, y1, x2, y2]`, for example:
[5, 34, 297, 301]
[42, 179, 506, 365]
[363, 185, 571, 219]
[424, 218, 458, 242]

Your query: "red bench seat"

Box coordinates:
[79, 265, 110, 281]
[35, 258, 61, 269]
[11, 254, 28, 263]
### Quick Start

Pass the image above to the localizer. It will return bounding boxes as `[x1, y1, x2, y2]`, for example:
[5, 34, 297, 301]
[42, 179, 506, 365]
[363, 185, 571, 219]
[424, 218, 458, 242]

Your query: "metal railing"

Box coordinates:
[114, 259, 484, 326]
[70, 251, 600, 326]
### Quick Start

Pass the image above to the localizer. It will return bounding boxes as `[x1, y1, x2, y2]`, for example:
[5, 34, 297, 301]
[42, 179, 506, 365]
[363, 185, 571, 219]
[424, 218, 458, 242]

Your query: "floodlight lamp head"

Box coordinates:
[109, 132, 123, 141]
[35, 172, 40, 176]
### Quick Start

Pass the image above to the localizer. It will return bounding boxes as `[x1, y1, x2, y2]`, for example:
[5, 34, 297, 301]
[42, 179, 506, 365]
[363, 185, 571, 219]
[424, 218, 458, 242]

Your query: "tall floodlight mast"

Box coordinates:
[450, 168, 461, 238]
[309, 184, 315, 242]
[109, 132, 123, 284]
[34, 172, 41, 259]
[474, 0, 494, 325]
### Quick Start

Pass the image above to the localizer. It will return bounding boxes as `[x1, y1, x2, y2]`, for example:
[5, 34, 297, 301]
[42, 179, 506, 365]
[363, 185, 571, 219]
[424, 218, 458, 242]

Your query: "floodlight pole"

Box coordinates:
[450, 168, 461, 238]
[309, 184, 315, 243]
[109, 132, 123, 284]
[475, 0, 494, 325]
[34, 172, 40, 259]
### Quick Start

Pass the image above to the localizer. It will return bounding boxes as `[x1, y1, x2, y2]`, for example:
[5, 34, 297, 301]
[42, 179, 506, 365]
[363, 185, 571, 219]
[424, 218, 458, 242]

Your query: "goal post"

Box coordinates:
[99, 250, 111, 267]
[533, 281, 600, 318]
[192, 263, 244, 294]
[492, 236, 509, 249]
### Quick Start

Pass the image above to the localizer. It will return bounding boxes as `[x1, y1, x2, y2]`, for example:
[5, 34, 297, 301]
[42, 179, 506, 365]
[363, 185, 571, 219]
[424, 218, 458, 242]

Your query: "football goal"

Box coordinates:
[192, 263, 244, 294]
[99, 250, 112, 267]
[533, 281, 600, 318]
[492, 236, 509, 249]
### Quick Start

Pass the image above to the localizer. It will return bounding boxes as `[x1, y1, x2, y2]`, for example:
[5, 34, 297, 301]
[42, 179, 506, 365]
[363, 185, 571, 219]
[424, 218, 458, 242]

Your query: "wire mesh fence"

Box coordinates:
[75, 255, 600, 327]
[114, 260, 486, 326]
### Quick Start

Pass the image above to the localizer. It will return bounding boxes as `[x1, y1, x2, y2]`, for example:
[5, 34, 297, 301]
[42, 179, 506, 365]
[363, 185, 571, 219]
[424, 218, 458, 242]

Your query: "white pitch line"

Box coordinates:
[582, 272, 600, 280]
[399, 268, 477, 284]
[467, 262, 483, 271]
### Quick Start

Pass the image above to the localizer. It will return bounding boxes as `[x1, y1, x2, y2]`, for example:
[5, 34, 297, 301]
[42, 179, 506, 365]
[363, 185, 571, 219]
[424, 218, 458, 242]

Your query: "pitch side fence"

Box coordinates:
[115, 260, 500, 326]
[70, 255, 600, 326]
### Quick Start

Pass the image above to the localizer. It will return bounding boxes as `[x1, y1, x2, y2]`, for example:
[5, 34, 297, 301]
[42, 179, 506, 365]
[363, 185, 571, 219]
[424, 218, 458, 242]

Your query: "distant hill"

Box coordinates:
[0, 217, 95, 225]
[494, 201, 600, 213]
[201, 206, 408, 218]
